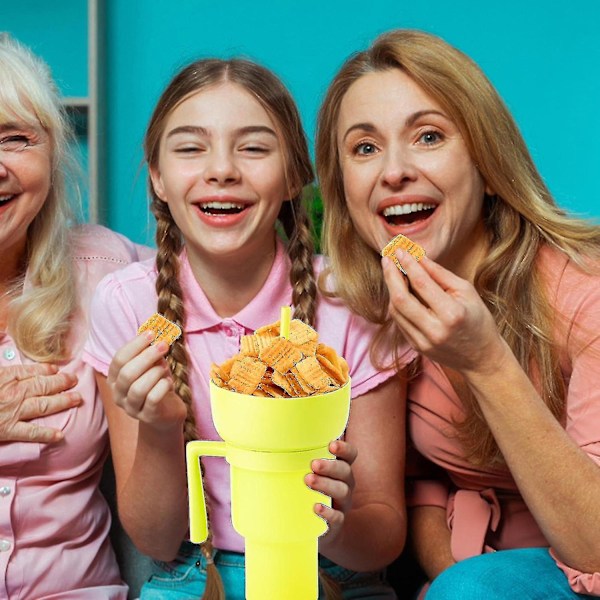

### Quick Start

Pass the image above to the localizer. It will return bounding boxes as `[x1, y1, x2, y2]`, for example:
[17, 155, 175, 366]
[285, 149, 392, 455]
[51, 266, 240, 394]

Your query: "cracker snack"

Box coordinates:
[381, 233, 425, 274]
[138, 313, 182, 346]
[211, 318, 349, 397]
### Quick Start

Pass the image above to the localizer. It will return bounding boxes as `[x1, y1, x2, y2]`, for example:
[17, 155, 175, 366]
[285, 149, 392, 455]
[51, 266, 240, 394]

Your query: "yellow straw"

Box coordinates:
[280, 305, 291, 340]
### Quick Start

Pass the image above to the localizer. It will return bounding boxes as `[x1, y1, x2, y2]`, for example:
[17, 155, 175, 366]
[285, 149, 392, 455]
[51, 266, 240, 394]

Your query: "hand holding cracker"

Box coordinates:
[381, 234, 425, 275]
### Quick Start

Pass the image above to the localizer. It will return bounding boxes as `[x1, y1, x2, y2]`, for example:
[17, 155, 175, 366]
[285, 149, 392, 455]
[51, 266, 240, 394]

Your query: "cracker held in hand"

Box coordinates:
[381, 234, 425, 274]
[138, 313, 182, 346]
[210, 318, 349, 397]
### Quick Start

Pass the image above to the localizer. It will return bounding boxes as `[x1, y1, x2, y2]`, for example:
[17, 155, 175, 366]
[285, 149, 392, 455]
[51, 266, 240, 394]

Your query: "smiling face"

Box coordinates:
[337, 68, 491, 279]
[0, 120, 52, 268]
[150, 81, 289, 267]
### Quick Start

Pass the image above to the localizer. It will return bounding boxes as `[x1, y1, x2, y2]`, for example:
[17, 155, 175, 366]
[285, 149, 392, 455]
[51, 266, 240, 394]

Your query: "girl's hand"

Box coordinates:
[305, 440, 357, 541]
[107, 331, 186, 430]
[382, 252, 507, 376]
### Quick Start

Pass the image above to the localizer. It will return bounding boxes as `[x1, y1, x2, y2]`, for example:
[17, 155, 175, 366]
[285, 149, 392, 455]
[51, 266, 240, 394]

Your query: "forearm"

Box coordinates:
[408, 505, 454, 580]
[319, 502, 406, 571]
[118, 422, 189, 560]
[464, 343, 600, 572]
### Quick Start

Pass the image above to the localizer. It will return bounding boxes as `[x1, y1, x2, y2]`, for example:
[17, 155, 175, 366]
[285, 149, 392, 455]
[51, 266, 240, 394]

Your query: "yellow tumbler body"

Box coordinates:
[186, 380, 351, 600]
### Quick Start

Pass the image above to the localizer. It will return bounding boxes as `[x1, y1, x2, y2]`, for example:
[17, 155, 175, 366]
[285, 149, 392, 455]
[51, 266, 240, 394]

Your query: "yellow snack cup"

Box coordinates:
[186, 379, 351, 600]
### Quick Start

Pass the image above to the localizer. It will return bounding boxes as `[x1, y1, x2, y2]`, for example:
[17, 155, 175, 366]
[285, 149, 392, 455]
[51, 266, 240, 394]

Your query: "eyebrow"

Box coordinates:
[341, 109, 449, 142]
[166, 124, 278, 139]
[0, 121, 38, 133]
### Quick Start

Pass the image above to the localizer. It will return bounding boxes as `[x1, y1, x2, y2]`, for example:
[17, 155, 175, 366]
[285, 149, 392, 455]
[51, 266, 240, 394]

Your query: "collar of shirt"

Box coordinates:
[179, 238, 292, 334]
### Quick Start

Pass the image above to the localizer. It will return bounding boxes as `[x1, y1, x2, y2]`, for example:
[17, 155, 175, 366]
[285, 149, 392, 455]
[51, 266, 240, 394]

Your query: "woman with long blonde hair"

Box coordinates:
[0, 33, 148, 598]
[316, 28, 600, 599]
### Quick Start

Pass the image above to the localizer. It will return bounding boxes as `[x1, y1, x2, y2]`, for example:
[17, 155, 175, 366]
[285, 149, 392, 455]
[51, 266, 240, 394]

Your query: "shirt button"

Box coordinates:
[3, 348, 16, 361]
[0, 486, 10, 497]
[0, 540, 11, 552]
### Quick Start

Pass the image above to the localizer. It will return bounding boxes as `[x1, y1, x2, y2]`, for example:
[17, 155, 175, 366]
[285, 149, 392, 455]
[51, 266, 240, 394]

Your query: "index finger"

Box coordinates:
[108, 330, 155, 380]
[1, 363, 58, 382]
[329, 440, 358, 465]
[22, 371, 78, 398]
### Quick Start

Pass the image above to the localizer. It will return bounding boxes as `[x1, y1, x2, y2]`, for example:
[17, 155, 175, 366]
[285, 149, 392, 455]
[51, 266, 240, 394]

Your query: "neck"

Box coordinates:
[186, 237, 278, 318]
[442, 221, 491, 283]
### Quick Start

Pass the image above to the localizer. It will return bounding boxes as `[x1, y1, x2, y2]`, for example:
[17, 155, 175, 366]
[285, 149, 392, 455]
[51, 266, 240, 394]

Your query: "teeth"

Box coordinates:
[200, 201, 245, 210]
[0, 195, 15, 204]
[382, 202, 435, 217]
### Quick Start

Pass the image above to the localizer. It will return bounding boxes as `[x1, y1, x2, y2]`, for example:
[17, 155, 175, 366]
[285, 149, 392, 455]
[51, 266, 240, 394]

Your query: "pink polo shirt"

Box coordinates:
[83, 239, 401, 553]
[0, 225, 152, 599]
[407, 245, 600, 595]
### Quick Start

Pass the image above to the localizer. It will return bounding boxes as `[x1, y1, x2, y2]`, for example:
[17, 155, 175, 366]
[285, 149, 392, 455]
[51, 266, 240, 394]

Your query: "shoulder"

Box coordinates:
[69, 224, 155, 265]
[69, 224, 156, 301]
[538, 245, 600, 305]
[538, 245, 600, 353]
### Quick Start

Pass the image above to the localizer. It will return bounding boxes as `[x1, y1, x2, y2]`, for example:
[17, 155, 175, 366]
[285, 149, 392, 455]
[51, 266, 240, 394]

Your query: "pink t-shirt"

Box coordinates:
[83, 239, 402, 553]
[0, 225, 152, 599]
[407, 245, 600, 594]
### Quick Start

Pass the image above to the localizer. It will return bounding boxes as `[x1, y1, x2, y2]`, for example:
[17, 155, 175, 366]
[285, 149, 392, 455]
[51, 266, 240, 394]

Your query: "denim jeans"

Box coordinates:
[424, 548, 590, 600]
[140, 541, 397, 599]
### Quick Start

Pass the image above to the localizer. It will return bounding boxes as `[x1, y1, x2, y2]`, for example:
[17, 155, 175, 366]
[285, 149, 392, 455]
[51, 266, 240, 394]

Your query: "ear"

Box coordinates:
[149, 165, 167, 202]
[484, 183, 495, 196]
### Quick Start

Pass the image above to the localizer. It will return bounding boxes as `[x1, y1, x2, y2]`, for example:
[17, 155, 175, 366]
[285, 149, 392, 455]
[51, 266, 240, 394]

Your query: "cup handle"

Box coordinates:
[185, 440, 227, 543]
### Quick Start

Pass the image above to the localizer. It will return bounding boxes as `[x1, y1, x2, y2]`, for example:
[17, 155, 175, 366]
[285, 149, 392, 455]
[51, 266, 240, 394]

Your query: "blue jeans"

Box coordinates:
[140, 541, 397, 599]
[424, 548, 591, 599]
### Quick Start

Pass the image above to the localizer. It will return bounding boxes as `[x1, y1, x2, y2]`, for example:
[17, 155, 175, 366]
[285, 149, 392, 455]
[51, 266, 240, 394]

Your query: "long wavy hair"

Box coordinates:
[0, 33, 78, 361]
[316, 29, 600, 466]
[144, 58, 329, 599]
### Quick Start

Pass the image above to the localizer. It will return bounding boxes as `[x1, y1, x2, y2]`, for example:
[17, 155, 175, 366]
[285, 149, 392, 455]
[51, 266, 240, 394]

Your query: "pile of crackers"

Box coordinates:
[211, 319, 349, 397]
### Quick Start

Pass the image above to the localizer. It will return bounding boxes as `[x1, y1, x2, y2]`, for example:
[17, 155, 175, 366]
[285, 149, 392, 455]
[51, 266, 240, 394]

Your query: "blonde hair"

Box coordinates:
[0, 33, 78, 362]
[316, 29, 600, 466]
[144, 58, 321, 599]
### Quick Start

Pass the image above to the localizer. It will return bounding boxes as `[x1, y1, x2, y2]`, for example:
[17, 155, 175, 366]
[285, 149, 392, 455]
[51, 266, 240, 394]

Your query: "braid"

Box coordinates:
[154, 208, 198, 442]
[279, 198, 317, 327]
[154, 205, 225, 600]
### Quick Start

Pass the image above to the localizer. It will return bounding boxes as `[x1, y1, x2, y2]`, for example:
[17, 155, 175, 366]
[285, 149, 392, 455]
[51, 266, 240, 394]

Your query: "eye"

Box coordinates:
[174, 144, 204, 154]
[0, 135, 31, 152]
[418, 130, 443, 145]
[353, 141, 379, 156]
[241, 145, 269, 154]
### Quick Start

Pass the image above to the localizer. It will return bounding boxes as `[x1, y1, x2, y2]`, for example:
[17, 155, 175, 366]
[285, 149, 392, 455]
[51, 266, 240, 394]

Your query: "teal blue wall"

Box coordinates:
[3, 1, 600, 245]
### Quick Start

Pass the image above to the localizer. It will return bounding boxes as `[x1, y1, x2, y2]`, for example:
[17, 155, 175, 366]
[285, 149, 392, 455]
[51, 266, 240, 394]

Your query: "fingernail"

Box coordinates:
[145, 330, 156, 342]
[68, 392, 82, 405]
[156, 341, 168, 353]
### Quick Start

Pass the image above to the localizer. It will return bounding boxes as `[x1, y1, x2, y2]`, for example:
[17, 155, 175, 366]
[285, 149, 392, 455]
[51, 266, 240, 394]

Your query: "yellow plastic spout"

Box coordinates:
[186, 440, 226, 543]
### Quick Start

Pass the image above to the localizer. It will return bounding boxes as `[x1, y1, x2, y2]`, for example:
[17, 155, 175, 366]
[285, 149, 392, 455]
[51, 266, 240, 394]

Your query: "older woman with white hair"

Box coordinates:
[0, 33, 150, 598]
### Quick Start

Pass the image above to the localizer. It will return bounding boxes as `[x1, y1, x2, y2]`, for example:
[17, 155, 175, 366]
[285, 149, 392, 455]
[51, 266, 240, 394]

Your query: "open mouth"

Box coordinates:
[380, 202, 436, 226]
[0, 194, 17, 207]
[198, 201, 247, 216]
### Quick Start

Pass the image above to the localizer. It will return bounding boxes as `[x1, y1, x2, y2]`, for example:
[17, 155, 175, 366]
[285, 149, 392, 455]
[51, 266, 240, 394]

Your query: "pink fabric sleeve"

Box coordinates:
[82, 273, 142, 376]
[548, 261, 600, 594]
[341, 311, 416, 399]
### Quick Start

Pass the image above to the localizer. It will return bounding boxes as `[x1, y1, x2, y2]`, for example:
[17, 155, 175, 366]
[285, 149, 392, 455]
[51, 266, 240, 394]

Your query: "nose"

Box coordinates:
[380, 145, 418, 188]
[203, 146, 240, 185]
[0, 156, 8, 178]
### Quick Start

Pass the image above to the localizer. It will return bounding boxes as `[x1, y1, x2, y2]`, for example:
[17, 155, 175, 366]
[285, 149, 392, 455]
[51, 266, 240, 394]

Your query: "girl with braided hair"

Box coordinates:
[84, 57, 410, 599]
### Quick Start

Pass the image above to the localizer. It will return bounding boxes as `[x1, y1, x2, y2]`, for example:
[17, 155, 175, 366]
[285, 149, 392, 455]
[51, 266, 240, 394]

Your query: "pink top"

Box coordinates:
[407, 245, 600, 594]
[83, 239, 404, 552]
[0, 225, 152, 599]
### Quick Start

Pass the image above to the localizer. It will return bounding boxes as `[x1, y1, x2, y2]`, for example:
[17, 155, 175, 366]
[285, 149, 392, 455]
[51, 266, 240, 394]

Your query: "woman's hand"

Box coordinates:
[382, 252, 508, 376]
[107, 331, 186, 430]
[0, 363, 80, 442]
[305, 440, 357, 542]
